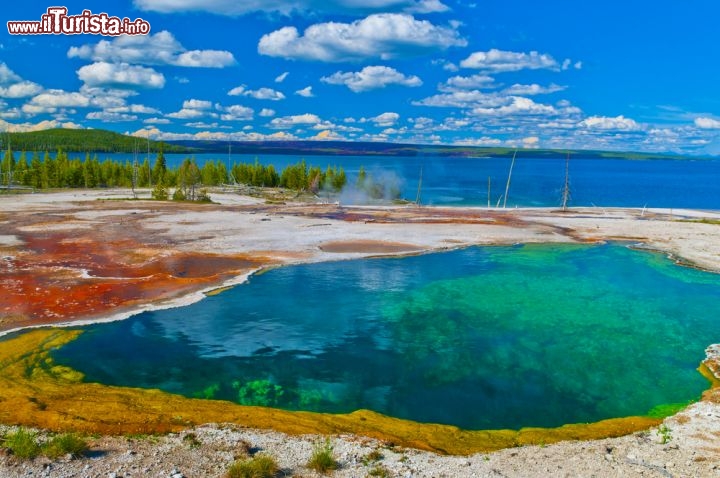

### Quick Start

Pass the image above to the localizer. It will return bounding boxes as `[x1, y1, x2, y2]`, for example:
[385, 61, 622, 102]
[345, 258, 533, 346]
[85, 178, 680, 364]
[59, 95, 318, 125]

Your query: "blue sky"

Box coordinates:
[2, 1, 720, 154]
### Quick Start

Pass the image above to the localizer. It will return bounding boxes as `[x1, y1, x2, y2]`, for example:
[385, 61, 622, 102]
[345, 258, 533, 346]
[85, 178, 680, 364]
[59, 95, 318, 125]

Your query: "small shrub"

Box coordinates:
[182, 433, 202, 449]
[196, 188, 212, 203]
[172, 188, 186, 201]
[226, 454, 279, 478]
[4, 428, 41, 459]
[307, 438, 338, 474]
[362, 449, 384, 465]
[151, 182, 169, 200]
[367, 464, 390, 477]
[657, 424, 672, 444]
[43, 433, 88, 459]
[234, 439, 253, 459]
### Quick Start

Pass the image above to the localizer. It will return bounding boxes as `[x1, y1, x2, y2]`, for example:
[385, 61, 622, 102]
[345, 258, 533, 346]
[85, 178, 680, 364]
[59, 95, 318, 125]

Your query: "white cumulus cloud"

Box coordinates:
[269, 113, 321, 128]
[0, 81, 43, 98]
[413, 89, 504, 108]
[68, 31, 235, 68]
[441, 73, 495, 91]
[185, 121, 220, 128]
[228, 85, 286, 101]
[522, 136, 540, 147]
[86, 111, 138, 122]
[129, 126, 303, 142]
[460, 49, 560, 73]
[502, 83, 565, 95]
[470, 97, 558, 116]
[144, 117, 171, 124]
[25, 90, 91, 113]
[167, 109, 205, 119]
[295, 86, 314, 97]
[453, 137, 503, 146]
[107, 104, 160, 114]
[258, 13, 466, 62]
[167, 98, 215, 119]
[322, 65, 422, 92]
[0, 119, 82, 132]
[562, 59, 583, 70]
[174, 50, 235, 68]
[183, 99, 212, 110]
[221, 104, 254, 121]
[579, 115, 641, 131]
[0, 63, 21, 84]
[414, 89, 581, 120]
[694, 117, 720, 129]
[0, 62, 43, 98]
[310, 120, 362, 132]
[368, 111, 399, 126]
[77, 62, 165, 89]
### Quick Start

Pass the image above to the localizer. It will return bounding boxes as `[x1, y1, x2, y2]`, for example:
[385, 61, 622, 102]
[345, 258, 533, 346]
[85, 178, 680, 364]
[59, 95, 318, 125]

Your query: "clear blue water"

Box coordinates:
[52, 244, 720, 430]
[77, 152, 720, 209]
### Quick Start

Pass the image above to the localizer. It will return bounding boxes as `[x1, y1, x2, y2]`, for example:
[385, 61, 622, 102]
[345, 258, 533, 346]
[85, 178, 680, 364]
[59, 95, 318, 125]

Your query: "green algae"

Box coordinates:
[233, 379, 285, 407]
[647, 401, 695, 419]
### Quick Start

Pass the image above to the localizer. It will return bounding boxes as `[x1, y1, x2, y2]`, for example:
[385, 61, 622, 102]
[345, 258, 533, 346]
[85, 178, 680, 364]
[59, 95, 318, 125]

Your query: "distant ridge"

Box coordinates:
[2, 128, 188, 153]
[0, 128, 705, 160]
[169, 139, 698, 161]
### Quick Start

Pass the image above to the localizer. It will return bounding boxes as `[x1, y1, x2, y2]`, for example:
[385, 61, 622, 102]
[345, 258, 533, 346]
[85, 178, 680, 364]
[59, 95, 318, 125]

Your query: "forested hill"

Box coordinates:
[2, 129, 188, 153]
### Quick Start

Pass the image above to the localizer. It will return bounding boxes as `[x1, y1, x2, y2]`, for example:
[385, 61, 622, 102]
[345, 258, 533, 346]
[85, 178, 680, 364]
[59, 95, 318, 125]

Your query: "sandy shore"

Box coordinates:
[1, 189, 720, 476]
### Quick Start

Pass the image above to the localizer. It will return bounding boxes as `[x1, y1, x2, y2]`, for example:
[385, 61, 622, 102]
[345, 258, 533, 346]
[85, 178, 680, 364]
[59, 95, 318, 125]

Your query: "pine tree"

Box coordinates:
[356, 166, 367, 189]
[83, 153, 96, 188]
[1, 147, 14, 186]
[216, 161, 228, 185]
[201, 161, 218, 186]
[332, 167, 347, 192]
[152, 146, 166, 184]
[14, 151, 28, 185]
[139, 158, 151, 187]
[55, 149, 69, 187]
[265, 164, 279, 186]
[92, 154, 102, 186]
[42, 151, 54, 188]
[308, 166, 322, 193]
[28, 151, 42, 188]
[176, 157, 201, 200]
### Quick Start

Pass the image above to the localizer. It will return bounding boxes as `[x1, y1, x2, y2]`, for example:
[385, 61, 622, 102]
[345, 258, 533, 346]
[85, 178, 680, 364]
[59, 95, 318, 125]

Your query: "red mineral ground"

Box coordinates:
[0, 202, 269, 333]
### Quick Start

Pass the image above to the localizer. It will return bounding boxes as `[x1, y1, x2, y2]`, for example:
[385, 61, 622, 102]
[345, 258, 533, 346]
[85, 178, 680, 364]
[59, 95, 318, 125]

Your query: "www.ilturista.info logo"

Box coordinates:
[7, 7, 151, 36]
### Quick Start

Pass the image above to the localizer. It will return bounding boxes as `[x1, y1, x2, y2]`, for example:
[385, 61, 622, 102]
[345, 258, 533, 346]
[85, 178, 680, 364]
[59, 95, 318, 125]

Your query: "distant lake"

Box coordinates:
[25, 152, 720, 208]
